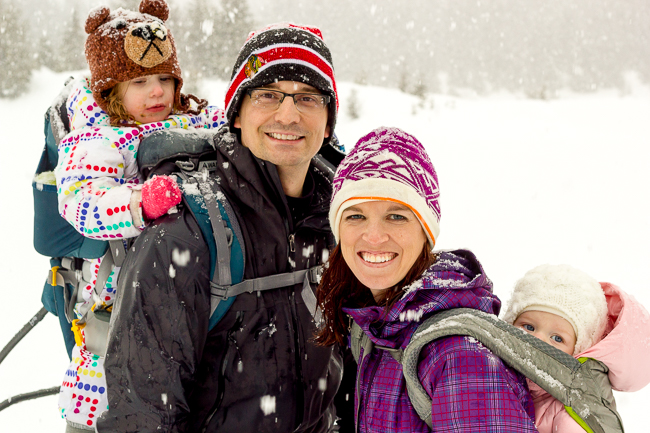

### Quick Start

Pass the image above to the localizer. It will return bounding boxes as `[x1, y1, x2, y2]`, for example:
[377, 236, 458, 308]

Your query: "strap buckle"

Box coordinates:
[71, 319, 85, 347]
[308, 265, 324, 284]
[210, 282, 230, 300]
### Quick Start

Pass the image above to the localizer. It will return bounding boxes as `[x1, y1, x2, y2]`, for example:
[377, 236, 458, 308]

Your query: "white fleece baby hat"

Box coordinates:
[502, 264, 608, 355]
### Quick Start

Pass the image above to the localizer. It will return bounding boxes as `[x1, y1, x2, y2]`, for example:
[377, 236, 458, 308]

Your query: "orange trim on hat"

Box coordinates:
[341, 196, 436, 245]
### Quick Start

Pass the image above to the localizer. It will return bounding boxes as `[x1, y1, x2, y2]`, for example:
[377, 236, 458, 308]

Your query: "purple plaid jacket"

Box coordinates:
[344, 249, 538, 432]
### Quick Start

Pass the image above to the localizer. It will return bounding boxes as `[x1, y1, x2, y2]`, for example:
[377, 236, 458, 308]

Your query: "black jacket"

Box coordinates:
[97, 129, 344, 432]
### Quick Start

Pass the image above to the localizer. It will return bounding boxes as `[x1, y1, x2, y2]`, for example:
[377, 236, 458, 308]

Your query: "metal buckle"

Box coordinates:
[308, 266, 324, 284]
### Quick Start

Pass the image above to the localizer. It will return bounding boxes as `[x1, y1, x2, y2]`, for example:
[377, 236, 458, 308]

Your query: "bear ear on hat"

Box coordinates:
[85, 6, 111, 34]
[139, 0, 169, 22]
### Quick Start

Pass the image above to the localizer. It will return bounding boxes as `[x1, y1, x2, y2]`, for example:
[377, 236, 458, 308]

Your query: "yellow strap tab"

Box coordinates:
[51, 266, 60, 286]
[564, 405, 594, 433]
[71, 319, 85, 347]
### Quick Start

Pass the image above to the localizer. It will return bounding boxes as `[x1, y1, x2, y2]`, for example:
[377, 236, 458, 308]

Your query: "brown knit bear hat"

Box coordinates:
[84, 0, 204, 115]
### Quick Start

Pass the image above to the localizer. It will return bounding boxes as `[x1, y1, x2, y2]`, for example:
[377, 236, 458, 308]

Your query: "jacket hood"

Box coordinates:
[578, 282, 650, 392]
[344, 249, 501, 350]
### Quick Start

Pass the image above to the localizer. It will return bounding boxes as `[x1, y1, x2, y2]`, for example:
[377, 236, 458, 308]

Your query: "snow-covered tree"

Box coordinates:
[0, 0, 34, 98]
[212, 0, 255, 79]
[55, 6, 87, 72]
[171, 0, 252, 93]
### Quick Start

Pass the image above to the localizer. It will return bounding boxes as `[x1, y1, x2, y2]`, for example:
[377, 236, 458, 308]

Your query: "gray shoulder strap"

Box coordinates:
[349, 321, 365, 364]
[210, 268, 317, 299]
[402, 308, 624, 433]
[195, 176, 232, 290]
[350, 321, 402, 363]
[350, 320, 379, 431]
[187, 171, 322, 317]
[184, 173, 237, 318]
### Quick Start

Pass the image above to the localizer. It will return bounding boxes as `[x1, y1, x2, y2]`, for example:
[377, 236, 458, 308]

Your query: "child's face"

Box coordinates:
[513, 310, 577, 355]
[120, 74, 175, 123]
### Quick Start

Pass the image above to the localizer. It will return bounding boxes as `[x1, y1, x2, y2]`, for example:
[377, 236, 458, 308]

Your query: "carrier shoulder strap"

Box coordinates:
[178, 169, 324, 330]
[177, 170, 244, 331]
[350, 308, 624, 433]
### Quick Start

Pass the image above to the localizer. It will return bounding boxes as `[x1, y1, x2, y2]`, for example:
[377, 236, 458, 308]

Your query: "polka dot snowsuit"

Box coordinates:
[55, 76, 226, 429]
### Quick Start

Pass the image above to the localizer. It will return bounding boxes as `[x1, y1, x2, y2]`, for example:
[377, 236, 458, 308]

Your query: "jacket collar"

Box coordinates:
[344, 249, 501, 349]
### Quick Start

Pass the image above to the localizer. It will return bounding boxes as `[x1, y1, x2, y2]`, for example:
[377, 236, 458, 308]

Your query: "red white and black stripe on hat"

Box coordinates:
[225, 23, 338, 143]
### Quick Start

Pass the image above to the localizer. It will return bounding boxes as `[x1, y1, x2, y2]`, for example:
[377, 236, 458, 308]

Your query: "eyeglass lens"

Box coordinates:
[249, 89, 328, 113]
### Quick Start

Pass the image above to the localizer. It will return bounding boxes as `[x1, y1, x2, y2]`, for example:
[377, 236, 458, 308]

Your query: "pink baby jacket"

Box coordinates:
[530, 282, 650, 432]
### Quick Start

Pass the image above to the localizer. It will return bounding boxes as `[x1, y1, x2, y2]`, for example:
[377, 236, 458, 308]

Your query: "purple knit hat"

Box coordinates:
[329, 127, 441, 247]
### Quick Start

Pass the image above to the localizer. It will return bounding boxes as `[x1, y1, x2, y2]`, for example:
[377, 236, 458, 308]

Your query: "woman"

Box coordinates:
[316, 127, 538, 432]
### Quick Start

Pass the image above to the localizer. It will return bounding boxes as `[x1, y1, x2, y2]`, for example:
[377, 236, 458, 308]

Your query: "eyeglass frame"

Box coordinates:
[244, 87, 331, 113]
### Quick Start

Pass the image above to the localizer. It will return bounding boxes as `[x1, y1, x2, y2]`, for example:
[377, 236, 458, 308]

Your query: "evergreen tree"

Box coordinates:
[174, 0, 221, 93]
[172, 0, 254, 92]
[56, 6, 87, 72]
[0, 0, 33, 98]
[347, 88, 361, 119]
[213, 0, 255, 80]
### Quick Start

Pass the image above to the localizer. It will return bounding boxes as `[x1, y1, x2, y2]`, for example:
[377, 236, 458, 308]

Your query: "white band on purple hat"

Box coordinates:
[330, 178, 440, 248]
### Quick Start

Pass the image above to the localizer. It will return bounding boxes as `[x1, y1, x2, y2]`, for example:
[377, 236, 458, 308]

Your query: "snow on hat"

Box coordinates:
[84, 0, 201, 114]
[329, 127, 441, 248]
[502, 264, 608, 355]
[225, 23, 338, 146]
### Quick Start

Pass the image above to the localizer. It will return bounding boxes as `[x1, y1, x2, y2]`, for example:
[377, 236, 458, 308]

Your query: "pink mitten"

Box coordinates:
[141, 175, 182, 220]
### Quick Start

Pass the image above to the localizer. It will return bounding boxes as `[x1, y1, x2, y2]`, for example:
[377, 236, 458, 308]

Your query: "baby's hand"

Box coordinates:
[141, 175, 182, 220]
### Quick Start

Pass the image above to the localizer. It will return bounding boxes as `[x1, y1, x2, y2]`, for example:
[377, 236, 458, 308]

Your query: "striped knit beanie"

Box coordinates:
[84, 0, 202, 114]
[329, 127, 441, 248]
[225, 23, 338, 146]
[502, 264, 608, 355]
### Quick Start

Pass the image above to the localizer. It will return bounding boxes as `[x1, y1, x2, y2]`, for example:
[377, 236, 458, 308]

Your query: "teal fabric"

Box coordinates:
[33, 112, 107, 259]
[183, 191, 244, 331]
[40, 259, 75, 359]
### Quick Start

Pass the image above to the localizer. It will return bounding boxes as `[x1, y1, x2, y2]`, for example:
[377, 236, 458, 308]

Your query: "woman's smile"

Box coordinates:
[358, 251, 398, 264]
[340, 200, 427, 299]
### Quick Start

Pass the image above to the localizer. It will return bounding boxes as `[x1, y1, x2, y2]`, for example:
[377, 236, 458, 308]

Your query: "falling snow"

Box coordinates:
[260, 395, 276, 415]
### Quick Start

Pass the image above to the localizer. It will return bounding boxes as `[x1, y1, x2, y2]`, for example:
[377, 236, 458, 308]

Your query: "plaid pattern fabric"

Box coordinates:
[344, 249, 537, 432]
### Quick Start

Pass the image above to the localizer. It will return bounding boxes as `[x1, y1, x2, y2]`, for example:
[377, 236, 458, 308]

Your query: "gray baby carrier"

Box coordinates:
[350, 308, 624, 433]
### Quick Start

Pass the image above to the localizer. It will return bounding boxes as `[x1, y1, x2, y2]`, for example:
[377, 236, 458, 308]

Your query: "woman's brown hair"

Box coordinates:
[314, 244, 436, 347]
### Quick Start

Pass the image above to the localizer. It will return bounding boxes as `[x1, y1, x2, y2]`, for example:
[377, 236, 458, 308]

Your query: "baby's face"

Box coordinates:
[513, 310, 577, 355]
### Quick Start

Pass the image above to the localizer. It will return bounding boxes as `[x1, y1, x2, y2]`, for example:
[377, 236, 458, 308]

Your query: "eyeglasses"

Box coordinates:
[245, 88, 330, 114]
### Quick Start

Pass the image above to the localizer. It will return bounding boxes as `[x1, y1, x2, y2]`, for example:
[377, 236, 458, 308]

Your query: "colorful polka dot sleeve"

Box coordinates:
[58, 344, 108, 429]
[55, 77, 226, 429]
[54, 77, 227, 240]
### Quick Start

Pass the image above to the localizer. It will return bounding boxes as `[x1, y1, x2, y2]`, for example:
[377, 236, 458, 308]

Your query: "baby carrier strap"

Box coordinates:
[46, 240, 126, 323]
[141, 130, 325, 330]
[349, 308, 624, 433]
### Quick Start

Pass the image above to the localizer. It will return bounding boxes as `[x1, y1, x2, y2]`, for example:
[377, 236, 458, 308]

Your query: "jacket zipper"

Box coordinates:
[201, 311, 244, 432]
[289, 233, 295, 253]
[288, 290, 306, 430]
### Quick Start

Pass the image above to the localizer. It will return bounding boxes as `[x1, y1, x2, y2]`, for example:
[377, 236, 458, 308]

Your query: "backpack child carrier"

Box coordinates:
[2, 81, 341, 413]
[350, 308, 624, 433]
[34, 77, 111, 358]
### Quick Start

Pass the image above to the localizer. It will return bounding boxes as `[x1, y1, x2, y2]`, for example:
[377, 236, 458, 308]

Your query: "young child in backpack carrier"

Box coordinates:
[502, 264, 650, 433]
[52, 1, 225, 430]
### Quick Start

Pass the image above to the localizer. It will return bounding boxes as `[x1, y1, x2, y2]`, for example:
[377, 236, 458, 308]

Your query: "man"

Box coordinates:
[96, 24, 350, 432]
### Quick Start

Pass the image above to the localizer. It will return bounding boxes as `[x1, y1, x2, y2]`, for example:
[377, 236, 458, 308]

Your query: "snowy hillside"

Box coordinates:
[1, 68, 648, 431]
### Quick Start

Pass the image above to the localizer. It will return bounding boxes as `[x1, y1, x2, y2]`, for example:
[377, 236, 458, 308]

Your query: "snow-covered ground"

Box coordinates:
[1, 68, 648, 431]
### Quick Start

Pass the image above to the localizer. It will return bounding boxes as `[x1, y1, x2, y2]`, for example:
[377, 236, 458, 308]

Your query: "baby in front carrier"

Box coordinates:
[53, 1, 225, 431]
[502, 264, 650, 432]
